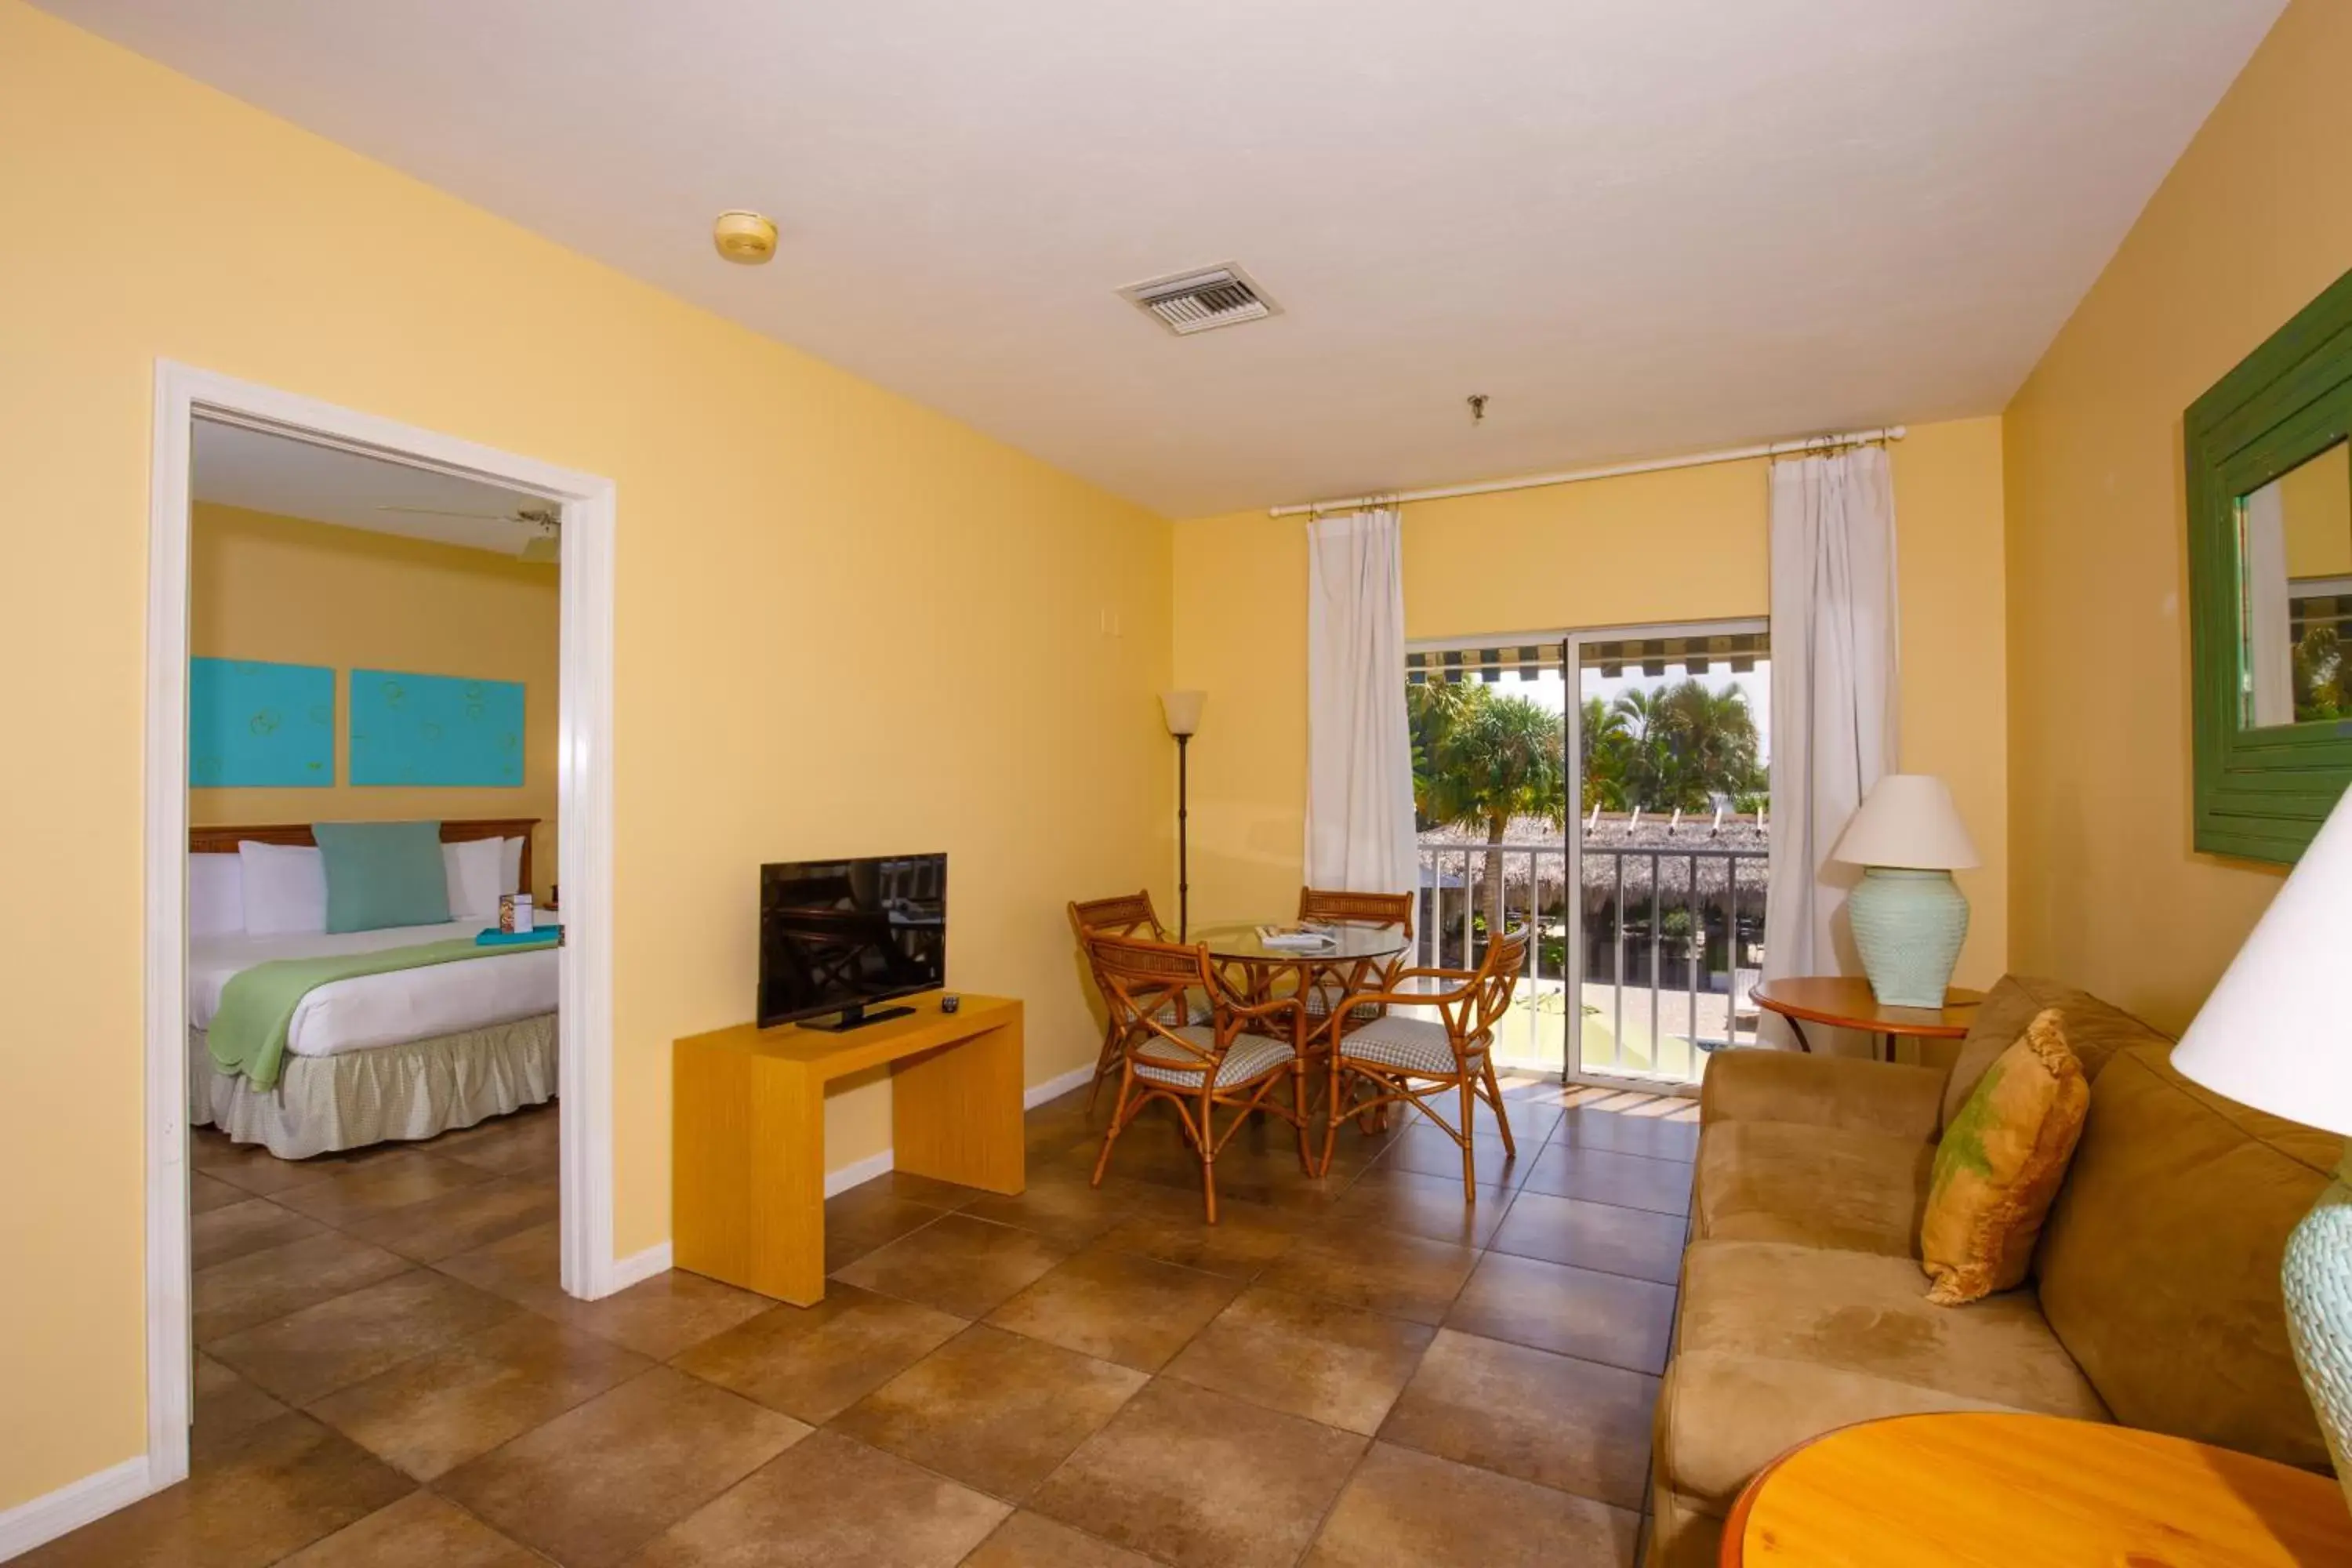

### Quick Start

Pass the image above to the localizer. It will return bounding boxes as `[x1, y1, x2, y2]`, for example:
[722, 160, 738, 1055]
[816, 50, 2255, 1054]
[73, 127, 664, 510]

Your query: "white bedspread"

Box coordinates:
[189, 920, 559, 1059]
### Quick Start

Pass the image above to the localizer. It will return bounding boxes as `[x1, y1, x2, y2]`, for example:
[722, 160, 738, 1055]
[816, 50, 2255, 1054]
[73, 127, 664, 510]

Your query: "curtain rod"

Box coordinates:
[1266, 425, 1907, 517]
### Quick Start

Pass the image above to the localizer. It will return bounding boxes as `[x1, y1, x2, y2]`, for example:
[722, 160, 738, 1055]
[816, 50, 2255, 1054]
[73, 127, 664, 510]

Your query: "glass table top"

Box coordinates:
[1188, 921, 1411, 964]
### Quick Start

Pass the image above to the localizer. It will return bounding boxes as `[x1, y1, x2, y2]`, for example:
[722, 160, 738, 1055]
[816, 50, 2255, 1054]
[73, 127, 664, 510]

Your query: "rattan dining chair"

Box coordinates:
[1085, 930, 1312, 1223]
[1069, 891, 1185, 1114]
[1320, 926, 1530, 1195]
[1295, 886, 1415, 1039]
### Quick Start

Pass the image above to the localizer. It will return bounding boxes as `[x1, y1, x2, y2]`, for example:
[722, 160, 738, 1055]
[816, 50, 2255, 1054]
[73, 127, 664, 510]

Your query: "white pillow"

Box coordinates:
[238, 840, 328, 936]
[500, 836, 526, 897]
[189, 854, 245, 938]
[443, 837, 506, 924]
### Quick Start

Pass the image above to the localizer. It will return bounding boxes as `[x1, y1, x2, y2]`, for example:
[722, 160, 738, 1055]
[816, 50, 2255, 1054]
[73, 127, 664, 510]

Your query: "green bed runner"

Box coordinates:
[209, 933, 559, 1091]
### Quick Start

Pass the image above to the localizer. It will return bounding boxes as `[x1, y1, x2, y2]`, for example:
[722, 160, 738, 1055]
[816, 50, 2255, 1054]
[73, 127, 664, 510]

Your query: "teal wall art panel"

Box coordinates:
[189, 658, 335, 787]
[349, 669, 525, 786]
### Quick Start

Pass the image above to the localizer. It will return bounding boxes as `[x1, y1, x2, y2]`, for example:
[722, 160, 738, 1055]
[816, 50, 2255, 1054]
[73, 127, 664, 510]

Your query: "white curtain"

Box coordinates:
[1762, 447, 1900, 1007]
[1305, 508, 1419, 895]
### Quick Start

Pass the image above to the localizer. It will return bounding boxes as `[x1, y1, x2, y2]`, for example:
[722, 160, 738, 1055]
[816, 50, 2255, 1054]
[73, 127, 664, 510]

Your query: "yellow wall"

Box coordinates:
[191, 505, 562, 900]
[1172, 417, 2010, 989]
[0, 1, 1171, 1511]
[2280, 441, 2352, 580]
[2002, 0, 2352, 1031]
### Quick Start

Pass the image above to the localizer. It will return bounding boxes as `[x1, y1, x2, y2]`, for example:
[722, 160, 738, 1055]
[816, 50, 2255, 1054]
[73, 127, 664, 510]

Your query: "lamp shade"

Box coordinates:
[1831, 775, 1980, 870]
[1160, 690, 1206, 737]
[2172, 787, 2352, 1135]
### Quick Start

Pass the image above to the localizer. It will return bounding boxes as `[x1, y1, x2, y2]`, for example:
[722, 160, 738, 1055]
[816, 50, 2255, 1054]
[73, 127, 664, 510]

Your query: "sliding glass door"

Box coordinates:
[1566, 621, 1770, 1087]
[1403, 637, 1573, 1075]
[1404, 619, 1770, 1087]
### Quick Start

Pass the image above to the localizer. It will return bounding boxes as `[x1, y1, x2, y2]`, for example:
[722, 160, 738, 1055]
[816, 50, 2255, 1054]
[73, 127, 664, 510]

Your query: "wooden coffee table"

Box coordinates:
[1722, 1412, 2352, 1566]
[1750, 976, 1981, 1062]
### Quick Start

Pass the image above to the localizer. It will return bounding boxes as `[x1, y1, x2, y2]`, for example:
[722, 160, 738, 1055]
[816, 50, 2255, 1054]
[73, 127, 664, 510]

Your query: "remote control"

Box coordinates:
[941, 993, 961, 1014]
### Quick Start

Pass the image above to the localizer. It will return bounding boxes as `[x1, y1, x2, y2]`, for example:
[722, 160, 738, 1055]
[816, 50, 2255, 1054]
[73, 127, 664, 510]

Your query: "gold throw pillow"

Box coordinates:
[1920, 1008, 2089, 1305]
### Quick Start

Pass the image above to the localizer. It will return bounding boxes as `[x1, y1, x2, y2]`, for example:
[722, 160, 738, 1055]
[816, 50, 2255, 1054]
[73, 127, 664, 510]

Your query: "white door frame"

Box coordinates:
[1565, 616, 1768, 1094]
[142, 361, 619, 1494]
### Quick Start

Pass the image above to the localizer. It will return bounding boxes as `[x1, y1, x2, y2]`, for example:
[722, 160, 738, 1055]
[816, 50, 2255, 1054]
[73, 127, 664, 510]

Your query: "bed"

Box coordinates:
[187, 818, 559, 1159]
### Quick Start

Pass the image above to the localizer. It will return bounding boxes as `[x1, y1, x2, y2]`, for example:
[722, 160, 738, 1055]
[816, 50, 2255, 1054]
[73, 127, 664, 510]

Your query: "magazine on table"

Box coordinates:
[1255, 921, 1338, 951]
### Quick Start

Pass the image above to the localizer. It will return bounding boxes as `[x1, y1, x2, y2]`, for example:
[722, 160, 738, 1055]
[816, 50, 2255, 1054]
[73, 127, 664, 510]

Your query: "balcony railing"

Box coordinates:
[1413, 837, 1770, 1081]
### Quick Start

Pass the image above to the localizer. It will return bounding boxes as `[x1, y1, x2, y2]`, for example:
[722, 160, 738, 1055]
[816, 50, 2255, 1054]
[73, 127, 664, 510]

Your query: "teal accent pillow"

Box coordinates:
[313, 821, 452, 933]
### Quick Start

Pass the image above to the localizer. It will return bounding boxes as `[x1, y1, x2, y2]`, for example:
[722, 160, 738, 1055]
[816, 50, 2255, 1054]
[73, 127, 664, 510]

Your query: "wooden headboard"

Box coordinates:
[190, 818, 539, 895]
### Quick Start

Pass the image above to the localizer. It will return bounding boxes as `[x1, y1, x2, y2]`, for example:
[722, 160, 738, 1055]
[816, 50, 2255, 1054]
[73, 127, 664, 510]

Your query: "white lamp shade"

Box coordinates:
[2172, 787, 2352, 1135]
[1160, 690, 1206, 737]
[1831, 775, 1980, 870]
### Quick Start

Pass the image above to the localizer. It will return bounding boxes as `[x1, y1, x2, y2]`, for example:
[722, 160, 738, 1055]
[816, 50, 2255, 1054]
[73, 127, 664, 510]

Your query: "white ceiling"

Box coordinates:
[193, 419, 549, 557]
[62, 1, 2282, 517]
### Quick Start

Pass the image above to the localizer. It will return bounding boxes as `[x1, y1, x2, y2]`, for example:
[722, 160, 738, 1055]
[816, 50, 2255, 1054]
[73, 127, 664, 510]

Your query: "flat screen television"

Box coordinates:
[757, 853, 946, 1031]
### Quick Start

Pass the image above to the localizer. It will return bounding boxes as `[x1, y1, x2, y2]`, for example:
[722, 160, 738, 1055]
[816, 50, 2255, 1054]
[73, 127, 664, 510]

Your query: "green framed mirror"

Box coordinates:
[2188, 267, 2352, 862]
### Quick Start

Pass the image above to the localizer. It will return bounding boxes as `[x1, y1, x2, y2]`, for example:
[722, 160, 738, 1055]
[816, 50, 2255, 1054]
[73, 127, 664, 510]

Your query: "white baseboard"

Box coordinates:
[607, 1065, 1087, 1288]
[1024, 1064, 1094, 1109]
[823, 1146, 896, 1197]
[0, 1456, 154, 1562]
[607, 1240, 673, 1293]
[611, 1152, 898, 1281]
[819, 1065, 1087, 1197]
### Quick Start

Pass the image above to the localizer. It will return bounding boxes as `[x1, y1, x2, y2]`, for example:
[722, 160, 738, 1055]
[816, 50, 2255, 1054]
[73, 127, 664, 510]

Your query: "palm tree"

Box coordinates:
[1609, 688, 1679, 808]
[1580, 696, 1632, 811]
[1611, 687, 1664, 743]
[1606, 679, 1762, 810]
[1421, 692, 1566, 941]
[1655, 679, 1763, 808]
[1406, 678, 1486, 828]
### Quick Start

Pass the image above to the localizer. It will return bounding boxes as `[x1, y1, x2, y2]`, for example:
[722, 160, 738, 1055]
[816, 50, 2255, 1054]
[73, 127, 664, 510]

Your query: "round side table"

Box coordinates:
[1722, 1412, 2352, 1566]
[1750, 976, 1981, 1062]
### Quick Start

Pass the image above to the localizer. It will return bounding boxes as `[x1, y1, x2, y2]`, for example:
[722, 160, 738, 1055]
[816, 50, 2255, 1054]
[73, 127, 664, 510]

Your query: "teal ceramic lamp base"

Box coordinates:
[2285, 1156, 2352, 1515]
[1847, 866, 1969, 1008]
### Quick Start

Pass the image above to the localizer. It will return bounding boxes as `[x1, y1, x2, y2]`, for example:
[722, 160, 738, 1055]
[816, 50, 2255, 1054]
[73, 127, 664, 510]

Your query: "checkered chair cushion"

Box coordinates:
[1337, 1014, 1484, 1076]
[1303, 990, 1385, 1025]
[1134, 1026, 1298, 1090]
[1149, 987, 1216, 1024]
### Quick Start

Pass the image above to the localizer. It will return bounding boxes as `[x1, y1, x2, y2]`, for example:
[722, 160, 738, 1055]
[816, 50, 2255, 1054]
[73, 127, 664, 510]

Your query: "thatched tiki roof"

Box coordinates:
[1419, 811, 1769, 915]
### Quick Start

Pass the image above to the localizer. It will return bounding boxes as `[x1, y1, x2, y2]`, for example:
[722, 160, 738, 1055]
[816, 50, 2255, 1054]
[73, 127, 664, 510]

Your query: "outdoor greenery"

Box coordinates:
[1582, 678, 1766, 813]
[1407, 673, 1766, 935]
[1409, 681, 1565, 939]
[2296, 625, 2351, 721]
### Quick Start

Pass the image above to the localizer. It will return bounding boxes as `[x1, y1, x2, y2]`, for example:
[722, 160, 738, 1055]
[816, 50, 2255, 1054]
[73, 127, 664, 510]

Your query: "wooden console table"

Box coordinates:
[673, 993, 1025, 1305]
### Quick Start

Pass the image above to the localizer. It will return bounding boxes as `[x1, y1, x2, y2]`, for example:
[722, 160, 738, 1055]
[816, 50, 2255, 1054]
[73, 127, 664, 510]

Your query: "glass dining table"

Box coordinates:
[1186, 920, 1413, 1051]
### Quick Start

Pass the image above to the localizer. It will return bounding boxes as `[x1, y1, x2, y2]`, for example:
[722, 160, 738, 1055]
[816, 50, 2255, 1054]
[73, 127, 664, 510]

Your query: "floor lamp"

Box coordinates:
[1160, 691, 1205, 940]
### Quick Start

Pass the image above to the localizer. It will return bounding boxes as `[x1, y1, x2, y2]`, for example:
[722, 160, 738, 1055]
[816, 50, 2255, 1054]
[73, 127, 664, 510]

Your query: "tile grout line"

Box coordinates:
[1287, 1425, 1381, 1568]
[194, 1115, 575, 1420]
[193, 1115, 568, 1567]
[194, 1091, 1671, 1564]
[1366, 1419, 1651, 1523]
[1031, 1082, 1675, 1515]
[814, 1104, 1639, 1546]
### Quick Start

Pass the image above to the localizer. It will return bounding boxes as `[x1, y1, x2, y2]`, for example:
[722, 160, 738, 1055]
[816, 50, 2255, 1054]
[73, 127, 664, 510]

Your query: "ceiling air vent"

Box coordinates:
[1120, 265, 1280, 336]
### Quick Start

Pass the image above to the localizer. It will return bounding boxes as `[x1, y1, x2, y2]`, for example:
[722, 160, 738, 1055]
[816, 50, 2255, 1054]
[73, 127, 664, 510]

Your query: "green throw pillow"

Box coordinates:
[314, 821, 452, 934]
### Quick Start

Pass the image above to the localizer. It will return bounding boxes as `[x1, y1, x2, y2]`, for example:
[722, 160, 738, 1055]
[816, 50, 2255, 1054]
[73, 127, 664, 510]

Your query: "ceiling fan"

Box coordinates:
[373, 502, 562, 563]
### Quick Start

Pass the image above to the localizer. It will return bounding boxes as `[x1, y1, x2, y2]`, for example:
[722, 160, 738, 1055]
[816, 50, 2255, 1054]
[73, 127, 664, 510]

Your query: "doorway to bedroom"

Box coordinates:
[181, 415, 570, 1462]
[138, 365, 617, 1504]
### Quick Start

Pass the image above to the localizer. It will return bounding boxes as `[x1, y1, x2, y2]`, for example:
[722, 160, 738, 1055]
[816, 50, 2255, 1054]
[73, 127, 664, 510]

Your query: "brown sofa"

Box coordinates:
[1647, 975, 2343, 1566]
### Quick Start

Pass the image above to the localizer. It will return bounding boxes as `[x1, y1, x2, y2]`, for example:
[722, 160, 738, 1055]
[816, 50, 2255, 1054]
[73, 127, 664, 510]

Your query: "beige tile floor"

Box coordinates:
[27, 1076, 1697, 1567]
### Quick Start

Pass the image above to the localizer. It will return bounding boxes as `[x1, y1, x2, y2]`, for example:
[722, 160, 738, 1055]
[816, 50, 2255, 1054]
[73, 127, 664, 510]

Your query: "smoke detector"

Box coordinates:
[1119, 265, 1279, 336]
[712, 210, 778, 265]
